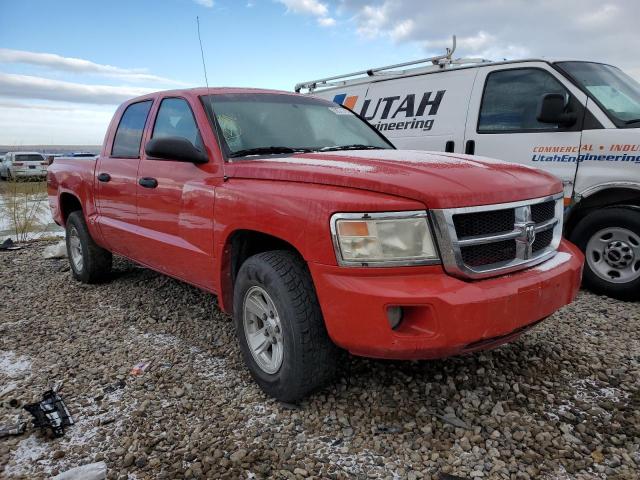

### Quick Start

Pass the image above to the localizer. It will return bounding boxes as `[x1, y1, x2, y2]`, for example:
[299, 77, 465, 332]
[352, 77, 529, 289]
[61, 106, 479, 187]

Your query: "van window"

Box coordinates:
[152, 98, 204, 151]
[557, 62, 640, 127]
[478, 69, 568, 132]
[112, 100, 153, 157]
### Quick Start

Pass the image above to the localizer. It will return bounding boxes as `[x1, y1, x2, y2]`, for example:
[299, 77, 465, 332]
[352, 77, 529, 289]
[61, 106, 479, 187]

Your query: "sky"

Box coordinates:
[1, 0, 639, 145]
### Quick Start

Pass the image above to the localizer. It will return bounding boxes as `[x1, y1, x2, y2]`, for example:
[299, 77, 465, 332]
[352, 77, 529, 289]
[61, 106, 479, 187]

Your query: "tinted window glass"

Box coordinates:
[203, 93, 390, 156]
[152, 98, 203, 150]
[479, 69, 568, 132]
[557, 62, 640, 126]
[15, 154, 44, 162]
[112, 100, 152, 157]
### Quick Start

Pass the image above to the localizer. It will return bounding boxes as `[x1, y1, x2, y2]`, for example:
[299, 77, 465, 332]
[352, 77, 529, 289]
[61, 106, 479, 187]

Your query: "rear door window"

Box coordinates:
[112, 100, 153, 157]
[152, 97, 203, 151]
[478, 69, 569, 132]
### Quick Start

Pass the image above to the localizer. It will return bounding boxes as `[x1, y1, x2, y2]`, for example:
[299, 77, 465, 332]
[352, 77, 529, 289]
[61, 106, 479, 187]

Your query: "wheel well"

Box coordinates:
[59, 193, 82, 224]
[566, 187, 640, 238]
[221, 230, 300, 314]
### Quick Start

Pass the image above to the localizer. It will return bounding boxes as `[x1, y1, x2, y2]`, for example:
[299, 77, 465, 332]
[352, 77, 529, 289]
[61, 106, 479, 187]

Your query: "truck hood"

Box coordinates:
[224, 150, 562, 209]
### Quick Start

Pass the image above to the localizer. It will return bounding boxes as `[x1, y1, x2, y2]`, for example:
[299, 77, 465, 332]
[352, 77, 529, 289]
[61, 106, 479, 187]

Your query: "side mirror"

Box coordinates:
[145, 136, 208, 164]
[536, 93, 576, 126]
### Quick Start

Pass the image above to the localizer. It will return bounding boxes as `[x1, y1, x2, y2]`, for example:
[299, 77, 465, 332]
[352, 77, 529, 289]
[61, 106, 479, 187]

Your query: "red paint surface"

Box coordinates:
[47, 88, 583, 360]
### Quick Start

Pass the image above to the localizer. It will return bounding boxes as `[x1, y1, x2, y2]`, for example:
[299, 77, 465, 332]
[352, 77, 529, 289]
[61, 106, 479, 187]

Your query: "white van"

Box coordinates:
[297, 41, 640, 300]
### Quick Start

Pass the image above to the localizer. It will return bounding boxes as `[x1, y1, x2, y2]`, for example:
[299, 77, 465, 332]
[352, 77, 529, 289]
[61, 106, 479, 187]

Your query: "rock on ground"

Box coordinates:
[0, 241, 638, 479]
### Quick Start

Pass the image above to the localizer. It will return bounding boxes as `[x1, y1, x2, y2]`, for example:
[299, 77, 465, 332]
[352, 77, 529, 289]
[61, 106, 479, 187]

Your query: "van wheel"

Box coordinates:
[570, 207, 640, 301]
[233, 250, 339, 402]
[65, 211, 112, 283]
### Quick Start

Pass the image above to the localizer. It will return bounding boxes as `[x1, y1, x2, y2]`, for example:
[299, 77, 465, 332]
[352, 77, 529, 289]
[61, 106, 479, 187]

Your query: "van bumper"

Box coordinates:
[309, 240, 584, 360]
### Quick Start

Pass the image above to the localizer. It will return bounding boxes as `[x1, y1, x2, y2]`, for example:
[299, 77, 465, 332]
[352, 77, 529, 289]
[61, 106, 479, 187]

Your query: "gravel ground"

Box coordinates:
[1, 241, 638, 479]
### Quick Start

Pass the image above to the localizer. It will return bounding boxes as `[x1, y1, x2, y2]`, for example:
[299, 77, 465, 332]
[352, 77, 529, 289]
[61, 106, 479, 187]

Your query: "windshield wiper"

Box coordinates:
[317, 144, 387, 152]
[229, 146, 312, 158]
[624, 118, 640, 125]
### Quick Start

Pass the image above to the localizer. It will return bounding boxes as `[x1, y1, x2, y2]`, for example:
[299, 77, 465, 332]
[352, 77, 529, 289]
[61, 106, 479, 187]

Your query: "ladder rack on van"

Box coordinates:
[294, 36, 491, 93]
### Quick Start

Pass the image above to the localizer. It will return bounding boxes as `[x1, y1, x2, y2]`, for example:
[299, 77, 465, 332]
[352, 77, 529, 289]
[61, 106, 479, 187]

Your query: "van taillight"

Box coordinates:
[13, 162, 24, 166]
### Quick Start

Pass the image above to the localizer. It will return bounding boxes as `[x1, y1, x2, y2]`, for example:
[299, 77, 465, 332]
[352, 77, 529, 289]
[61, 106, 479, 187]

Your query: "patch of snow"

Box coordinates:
[0, 351, 32, 378]
[140, 332, 181, 348]
[4, 435, 52, 477]
[138, 331, 230, 382]
[572, 378, 629, 403]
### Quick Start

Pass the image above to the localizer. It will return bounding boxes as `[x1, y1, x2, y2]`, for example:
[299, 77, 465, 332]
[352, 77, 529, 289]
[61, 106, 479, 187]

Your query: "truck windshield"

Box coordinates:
[201, 93, 392, 158]
[557, 61, 640, 127]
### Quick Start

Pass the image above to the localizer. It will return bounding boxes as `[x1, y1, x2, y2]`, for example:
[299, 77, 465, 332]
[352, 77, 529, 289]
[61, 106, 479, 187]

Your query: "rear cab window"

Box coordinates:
[112, 100, 153, 157]
[15, 154, 44, 162]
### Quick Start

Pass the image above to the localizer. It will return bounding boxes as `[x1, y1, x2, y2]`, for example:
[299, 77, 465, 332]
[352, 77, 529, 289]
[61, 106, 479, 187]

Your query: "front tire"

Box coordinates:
[570, 207, 640, 301]
[233, 250, 339, 402]
[65, 211, 112, 283]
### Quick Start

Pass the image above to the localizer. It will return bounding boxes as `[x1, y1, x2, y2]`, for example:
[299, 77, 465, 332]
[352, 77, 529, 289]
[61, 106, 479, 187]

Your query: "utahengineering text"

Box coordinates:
[533, 153, 640, 163]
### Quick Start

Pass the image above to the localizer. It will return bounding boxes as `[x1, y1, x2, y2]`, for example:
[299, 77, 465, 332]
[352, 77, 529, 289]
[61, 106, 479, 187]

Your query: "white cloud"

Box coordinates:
[318, 16, 336, 27]
[390, 19, 414, 42]
[577, 4, 620, 27]
[277, 0, 336, 27]
[278, 0, 328, 16]
[355, 4, 390, 38]
[0, 102, 115, 144]
[0, 50, 190, 144]
[0, 48, 185, 84]
[194, 0, 214, 7]
[337, 0, 640, 78]
[0, 73, 155, 105]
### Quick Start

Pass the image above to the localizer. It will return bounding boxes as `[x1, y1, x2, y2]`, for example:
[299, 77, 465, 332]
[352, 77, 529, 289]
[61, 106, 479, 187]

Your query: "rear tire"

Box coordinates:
[233, 250, 340, 402]
[570, 207, 640, 301]
[65, 211, 112, 283]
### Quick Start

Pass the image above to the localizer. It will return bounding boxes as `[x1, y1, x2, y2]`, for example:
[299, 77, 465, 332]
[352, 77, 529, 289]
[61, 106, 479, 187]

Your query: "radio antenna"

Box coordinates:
[196, 16, 210, 90]
[196, 16, 229, 171]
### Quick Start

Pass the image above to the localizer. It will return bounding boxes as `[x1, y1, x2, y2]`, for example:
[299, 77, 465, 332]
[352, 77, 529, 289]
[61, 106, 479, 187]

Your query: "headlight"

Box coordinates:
[330, 211, 440, 266]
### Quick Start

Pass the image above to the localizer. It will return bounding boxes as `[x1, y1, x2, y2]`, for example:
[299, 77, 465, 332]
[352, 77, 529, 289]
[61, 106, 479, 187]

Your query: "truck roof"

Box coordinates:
[124, 87, 299, 104]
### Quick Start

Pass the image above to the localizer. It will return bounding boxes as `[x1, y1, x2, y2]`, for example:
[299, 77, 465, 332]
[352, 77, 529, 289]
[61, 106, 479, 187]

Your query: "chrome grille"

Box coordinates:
[431, 194, 564, 279]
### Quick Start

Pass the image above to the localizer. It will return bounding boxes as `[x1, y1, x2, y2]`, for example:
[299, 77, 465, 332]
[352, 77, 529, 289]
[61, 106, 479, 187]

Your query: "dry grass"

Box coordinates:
[0, 179, 49, 242]
[0, 179, 47, 196]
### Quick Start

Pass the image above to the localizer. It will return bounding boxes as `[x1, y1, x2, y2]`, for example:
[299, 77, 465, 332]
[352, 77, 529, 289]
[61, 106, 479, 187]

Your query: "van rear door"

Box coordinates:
[464, 63, 587, 199]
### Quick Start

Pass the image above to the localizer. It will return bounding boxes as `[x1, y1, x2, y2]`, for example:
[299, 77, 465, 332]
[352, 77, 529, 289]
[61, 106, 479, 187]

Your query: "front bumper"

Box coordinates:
[309, 239, 584, 360]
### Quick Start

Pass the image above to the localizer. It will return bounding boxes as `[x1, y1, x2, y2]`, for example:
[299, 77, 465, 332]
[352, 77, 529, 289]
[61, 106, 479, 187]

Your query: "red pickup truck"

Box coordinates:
[48, 88, 584, 401]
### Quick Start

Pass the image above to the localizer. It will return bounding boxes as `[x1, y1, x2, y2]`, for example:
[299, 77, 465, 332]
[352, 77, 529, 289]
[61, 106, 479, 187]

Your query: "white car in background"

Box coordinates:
[0, 152, 48, 180]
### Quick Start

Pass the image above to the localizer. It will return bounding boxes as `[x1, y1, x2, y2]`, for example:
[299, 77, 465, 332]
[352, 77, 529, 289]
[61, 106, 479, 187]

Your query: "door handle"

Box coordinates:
[97, 173, 111, 182]
[138, 177, 158, 189]
[465, 140, 475, 155]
